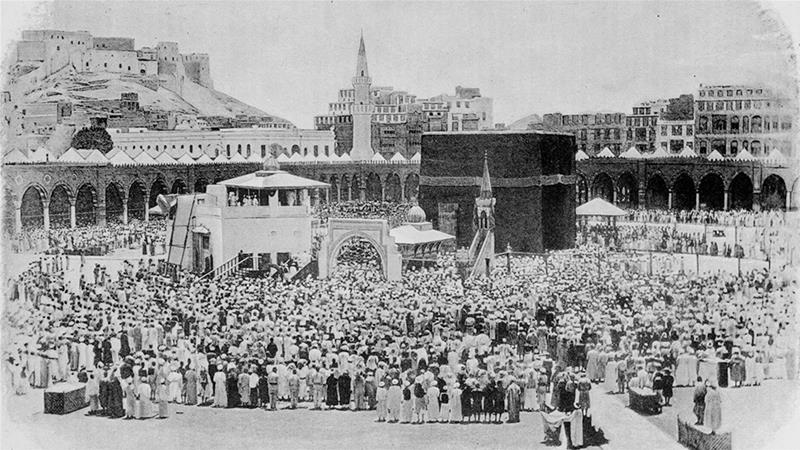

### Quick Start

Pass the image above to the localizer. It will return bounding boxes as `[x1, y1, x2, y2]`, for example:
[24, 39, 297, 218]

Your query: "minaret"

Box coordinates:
[475, 150, 496, 230]
[349, 32, 375, 161]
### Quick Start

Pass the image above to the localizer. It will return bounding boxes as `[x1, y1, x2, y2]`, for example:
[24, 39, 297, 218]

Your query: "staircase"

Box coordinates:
[199, 254, 254, 281]
[289, 259, 319, 282]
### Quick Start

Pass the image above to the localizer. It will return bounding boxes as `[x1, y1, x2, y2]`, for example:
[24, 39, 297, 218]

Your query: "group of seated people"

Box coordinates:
[314, 201, 412, 229]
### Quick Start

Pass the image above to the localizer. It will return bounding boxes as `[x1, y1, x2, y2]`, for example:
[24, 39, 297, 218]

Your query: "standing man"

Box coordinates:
[267, 367, 279, 411]
[693, 377, 707, 425]
[288, 368, 300, 409]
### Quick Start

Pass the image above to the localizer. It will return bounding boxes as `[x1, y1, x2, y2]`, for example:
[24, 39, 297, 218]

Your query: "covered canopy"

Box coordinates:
[195, 153, 214, 164]
[596, 147, 615, 158]
[706, 150, 724, 161]
[620, 146, 643, 159]
[3, 149, 29, 163]
[109, 150, 136, 165]
[58, 147, 85, 163]
[765, 148, 787, 165]
[390, 152, 407, 162]
[678, 147, 698, 158]
[410, 152, 421, 162]
[219, 169, 329, 190]
[647, 146, 670, 158]
[575, 150, 590, 161]
[575, 197, 627, 217]
[735, 149, 756, 161]
[371, 152, 386, 162]
[390, 225, 454, 245]
[77, 149, 109, 163]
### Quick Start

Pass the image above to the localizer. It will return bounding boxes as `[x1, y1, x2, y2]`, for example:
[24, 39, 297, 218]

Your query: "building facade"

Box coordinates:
[625, 100, 667, 153]
[541, 112, 627, 156]
[694, 84, 796, 157]
[656, 118, 695, 154]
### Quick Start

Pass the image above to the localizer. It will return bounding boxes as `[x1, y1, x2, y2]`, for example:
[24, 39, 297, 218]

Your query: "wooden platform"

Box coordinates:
[677, 414, 732, 450]
[628, 387, 661, 415]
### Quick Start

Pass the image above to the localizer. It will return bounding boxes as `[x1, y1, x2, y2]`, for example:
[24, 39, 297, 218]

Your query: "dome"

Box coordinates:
[262, 156, 280, 171]
[406, 205, 427, 223]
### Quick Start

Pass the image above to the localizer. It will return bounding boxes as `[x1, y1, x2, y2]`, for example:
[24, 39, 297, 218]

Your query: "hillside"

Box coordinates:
[21, 69, 294, 125]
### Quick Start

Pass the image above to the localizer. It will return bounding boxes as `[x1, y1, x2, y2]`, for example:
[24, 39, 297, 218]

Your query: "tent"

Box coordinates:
[195, 153, 213, 164]
[390, 152, 407, 163]
[735, 149, 756, 161]
[596, 147, 615, 158]
[389, 225, 455, 245]
[105, 147, 121, 158]
[575, 150, 590, 161]
[765, 148, 787, 165]
[575, 197, 627, 217]
[247, 152, 263, 163]
[276, 153, 291, 162]
[706, 150, 724, 161]
[3, 149, 29, 164]
[677, 147, 698, 158]
[228, 152, 247, 163]
[339, 152, 353, 162]
[58, 148, 85, 163]
[288, 152, 303, 162]
[155, 152, 177, 165]
[177, 153, 196, 164]
[133, 151, 157, 165]
[620, 146, 642, 159]
[316, 152, 330, 163]
[109, 150, 136, 166]
[28, 147, 52, 162]
[410, 152, 421, 162]
[371, 152, 387, 163]
[648, 146, 670, 158]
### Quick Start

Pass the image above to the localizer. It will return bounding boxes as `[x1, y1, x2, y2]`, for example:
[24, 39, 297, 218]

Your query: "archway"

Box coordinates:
[404, 173, 419, 201]
[672, 174, 695, 210]
[171, 179, 187, 194]
[576, 174, 588, 205]
[699, 173, 724, 210]
[340, 175, 351, 201]
[128, 181, 146, 221]
[616, 173, 638, 209]
[385, 173, 402, 202]
[291, 144, 301, 155]
[729, 173, 753, 210]
[106, 183, 124, 223]
[351, 174, 363, 201]
[319, 219, 402, 281]
[194, 178, 208, 193]
[149, 178, 168, 207]
[366, 173, 382, 201]
[329, 175, 340, 203]
[20, 185, 45, 229]
[75, 183, 97, 226]
[591, 173, 614, 202]
[49, 185, 72, 228]
[761, 174, 787, 210]
[646, 175, 668, 209]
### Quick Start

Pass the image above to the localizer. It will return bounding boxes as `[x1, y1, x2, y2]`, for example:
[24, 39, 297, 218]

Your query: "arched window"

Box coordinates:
[742, 140, 749, 150]
[155, 145, 159, 151]
[698, 116, 709, 133]
[730, 116, 739, 134]
[189, 145, 193, 152]
[751, 140, 761, 155]
[699, 140, 708, 155]
[764, 116, 771, 132]
[237, 144, 242, 155]
[246, 144, 251, 157]
[313, 145, 319, 157]
[742, 116, 750, 133]
[751, 116, 762, 133]
[226, 144, 231, 157]
[730, 140, 738, 155]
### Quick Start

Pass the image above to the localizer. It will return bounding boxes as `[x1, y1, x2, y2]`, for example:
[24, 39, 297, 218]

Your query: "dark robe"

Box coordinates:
[461, 386, 473, 418]
[662, 374, 674, 398]
[119, 334, 131, 358]
[326, 374, 338, 406]
[226, 372, 240, 408]
[493, 385, 505, 415]
[107, 377, 125, 418]
[98, 378, 110, 414]
[337, 373, 351, 406]
[101, 339, 113, 365]
[258, 373, 270, 406]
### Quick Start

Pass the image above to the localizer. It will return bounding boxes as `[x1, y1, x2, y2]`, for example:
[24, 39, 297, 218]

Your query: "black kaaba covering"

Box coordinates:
[419, 131, 576, 253]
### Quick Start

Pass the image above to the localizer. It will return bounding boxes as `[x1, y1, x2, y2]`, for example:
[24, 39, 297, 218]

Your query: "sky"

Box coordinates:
[1, 0, 798, 128]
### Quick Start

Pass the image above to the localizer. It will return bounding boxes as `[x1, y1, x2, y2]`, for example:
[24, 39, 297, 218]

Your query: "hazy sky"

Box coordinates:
[2, 1, 798, 128]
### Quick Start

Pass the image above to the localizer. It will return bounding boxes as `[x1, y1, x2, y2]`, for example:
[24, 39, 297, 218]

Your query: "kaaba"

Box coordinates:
[418, 131, 576, 253]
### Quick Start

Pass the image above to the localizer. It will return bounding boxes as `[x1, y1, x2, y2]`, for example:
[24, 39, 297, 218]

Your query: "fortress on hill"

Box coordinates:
[13, 29, 212, 95]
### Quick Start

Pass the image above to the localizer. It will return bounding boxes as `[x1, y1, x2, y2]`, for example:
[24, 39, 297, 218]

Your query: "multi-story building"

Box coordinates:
[314, 37, 493, 158]
[540, 112, 627, 156]
[655, 94, 695, 154]
[626, 100, 668, 153]
[694, 84, 796, 157]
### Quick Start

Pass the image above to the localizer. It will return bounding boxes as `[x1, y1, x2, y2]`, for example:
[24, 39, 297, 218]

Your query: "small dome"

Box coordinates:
[406, 205, 426, 223]
[262, 156, 280, 171]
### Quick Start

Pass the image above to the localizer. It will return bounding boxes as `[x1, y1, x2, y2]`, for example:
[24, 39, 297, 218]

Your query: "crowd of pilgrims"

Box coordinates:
[2, 236, 797, 432]
[624, 208, 787, 228]
[8, 219, 168, 256]
[314, 201, 412, 228]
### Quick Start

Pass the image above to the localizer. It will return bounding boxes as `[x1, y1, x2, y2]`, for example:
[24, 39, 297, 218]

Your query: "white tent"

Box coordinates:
[228, 152, 247, 163]
[177, 153, 196, 164]
[339, 152, 353, 162]
[155, 152, 177, 165]
[133, 151, 158, 165]
[316, 152, 330, 163]
[28, 146, 53, 162]
[247, 152, 263, 163]
[620, 146, 643, 159]
[288, 152, 303, 162]
[276, 153, 291, 162]
[706, 150, 724, 161]
[58, 148, 85, 163]
[105, 147, 121, 158]
[299, 152, 316, 162]
[678, 147, 698, 158]
[3, 149, 29, 164]
[371, 152, 387, 163]
[195, 153, 213, 164]
[596, 147, 616, 158]
[390, 152, 407, 163]
[648, 146, 670, 159]
[82, 149, 109, 164]
[734, 149, 756, 161]
[575, 150, 590, 161]
[109, 150, 136, 166]
[145, 147, 161, 159]
[765, 148, 787, 165]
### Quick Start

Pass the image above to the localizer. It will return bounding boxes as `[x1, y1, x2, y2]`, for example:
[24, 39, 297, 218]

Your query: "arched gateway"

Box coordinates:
[318, 218, 402, 281]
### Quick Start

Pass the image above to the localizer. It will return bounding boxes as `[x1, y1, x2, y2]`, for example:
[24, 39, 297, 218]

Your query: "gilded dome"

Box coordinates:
[406, 205, 427, 223]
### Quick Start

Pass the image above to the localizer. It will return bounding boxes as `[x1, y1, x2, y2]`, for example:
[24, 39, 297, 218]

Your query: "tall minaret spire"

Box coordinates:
[349, 32, 375, 161]
[480, 150, 492, 199]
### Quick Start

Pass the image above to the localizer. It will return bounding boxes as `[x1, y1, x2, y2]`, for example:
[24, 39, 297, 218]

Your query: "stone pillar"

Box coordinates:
[43, 201, 50, 231]
[612, 188, 618, 205]
[70, 202, 77, 228]
[346, 179, 352, 201]
[359, 177, 366, 202]
[380, 177, 386, 202]
[668, 190, 673, 210]
[638, 187, 646, 209]
[14, 202, 22, 233]
[97, 200, 107, 226]
[787, 191, 792, 211]
[753, 189, 761, 211]
[723, 190, 729, 210]
[400, 180, 406, 202]
[695, 190, 700, 211]
[122, 199, 129, 225]
[144, 189, 150, 221]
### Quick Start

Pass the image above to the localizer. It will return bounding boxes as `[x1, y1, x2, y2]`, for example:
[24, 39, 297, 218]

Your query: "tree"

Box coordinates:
[70, 126, 114, 154]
